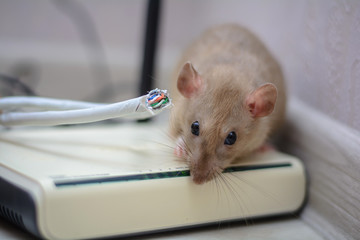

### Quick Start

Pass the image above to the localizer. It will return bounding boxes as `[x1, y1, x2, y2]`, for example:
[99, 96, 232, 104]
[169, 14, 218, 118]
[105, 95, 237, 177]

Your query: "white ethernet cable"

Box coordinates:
[0, 88, 171, 127]
[0, 96, 105, 111]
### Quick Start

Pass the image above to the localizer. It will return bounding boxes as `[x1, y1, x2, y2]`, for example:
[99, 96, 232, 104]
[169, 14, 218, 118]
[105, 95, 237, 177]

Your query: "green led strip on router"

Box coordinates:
[54, 163, 291, 187]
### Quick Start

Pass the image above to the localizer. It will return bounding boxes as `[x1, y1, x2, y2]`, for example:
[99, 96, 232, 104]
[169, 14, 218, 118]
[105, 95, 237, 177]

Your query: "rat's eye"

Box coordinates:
[224, 131, 237, 145]
[191, 121, 200, 136]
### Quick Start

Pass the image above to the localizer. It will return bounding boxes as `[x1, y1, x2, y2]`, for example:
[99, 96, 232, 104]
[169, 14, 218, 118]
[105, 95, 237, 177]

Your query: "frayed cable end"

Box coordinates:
[145, 88, 172, 111]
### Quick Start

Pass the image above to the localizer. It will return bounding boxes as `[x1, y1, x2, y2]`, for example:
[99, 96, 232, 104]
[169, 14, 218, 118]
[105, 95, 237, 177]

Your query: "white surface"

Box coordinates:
[281, 99, 360, 240]
[0, 217, 324, 240]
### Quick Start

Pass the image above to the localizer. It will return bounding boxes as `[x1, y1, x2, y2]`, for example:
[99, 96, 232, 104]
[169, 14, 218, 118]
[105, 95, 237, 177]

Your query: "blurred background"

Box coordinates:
[0, 0, 359, 131]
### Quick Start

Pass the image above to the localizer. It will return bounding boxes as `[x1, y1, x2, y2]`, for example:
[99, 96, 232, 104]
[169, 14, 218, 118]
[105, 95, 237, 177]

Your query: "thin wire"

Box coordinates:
[0, 74, 37, 96]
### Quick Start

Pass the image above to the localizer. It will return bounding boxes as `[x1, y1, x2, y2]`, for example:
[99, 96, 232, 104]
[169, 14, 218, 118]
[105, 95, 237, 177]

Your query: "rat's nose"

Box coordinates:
[191, 170, 213, 185]
[190, 152, 215, 184]
[192, 174, 207, 185]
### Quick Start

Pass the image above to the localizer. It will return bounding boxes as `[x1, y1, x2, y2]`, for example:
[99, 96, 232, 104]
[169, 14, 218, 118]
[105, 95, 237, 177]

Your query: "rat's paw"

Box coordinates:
[174, 137, 186, 158]
[257, 143, 275, 153]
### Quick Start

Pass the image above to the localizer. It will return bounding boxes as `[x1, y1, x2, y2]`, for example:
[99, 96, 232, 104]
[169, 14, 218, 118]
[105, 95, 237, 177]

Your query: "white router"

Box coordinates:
[0, 123, 306, 240]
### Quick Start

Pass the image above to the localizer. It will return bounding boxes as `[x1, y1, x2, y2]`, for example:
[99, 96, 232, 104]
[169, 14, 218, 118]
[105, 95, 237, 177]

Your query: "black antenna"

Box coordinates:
[139, 0, 162, 96]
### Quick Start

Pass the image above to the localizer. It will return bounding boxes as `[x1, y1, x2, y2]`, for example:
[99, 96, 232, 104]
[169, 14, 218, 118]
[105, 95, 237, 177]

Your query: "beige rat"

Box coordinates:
[170, 24, 286, 185]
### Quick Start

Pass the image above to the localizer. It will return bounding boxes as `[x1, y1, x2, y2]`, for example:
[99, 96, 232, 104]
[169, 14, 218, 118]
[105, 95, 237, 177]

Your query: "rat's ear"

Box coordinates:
[245, 83, 277, 118]
[177, 62, 203, 98]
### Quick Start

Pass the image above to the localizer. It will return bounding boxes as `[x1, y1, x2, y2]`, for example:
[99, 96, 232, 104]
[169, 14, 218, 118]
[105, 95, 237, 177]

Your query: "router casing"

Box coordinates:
[0, 124, 306, 240]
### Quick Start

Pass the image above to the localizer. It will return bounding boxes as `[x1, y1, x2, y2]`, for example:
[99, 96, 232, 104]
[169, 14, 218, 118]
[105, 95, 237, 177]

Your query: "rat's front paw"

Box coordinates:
[174, 137, 186, 158]
[257, 143, 275, 153]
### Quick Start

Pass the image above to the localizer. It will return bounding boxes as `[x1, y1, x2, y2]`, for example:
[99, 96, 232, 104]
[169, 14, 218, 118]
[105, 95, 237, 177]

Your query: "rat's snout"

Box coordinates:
[190, 154, 218, 185]
[174, 137, 219, 185]
[191, 166, 217, 185]
[192, 171, 212, 185]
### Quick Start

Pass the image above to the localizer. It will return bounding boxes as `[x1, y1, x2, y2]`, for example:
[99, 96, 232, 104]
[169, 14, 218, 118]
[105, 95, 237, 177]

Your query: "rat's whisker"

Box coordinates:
[180, 136, 193, 157]
[222, 173, 253, 226]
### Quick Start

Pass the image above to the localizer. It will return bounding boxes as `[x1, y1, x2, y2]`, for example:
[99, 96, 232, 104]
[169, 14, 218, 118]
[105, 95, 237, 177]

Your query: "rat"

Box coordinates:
[169, 24, 286, 185]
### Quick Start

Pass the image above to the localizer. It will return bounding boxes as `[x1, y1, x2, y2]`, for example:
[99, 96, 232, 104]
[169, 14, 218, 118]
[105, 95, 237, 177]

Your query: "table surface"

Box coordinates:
[0, 216, 323, 240]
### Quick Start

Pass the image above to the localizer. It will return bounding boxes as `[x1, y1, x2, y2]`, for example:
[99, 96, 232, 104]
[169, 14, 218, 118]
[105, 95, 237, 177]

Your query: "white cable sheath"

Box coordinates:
[0, 96, 104, 111]
[0, 89, 171, 127]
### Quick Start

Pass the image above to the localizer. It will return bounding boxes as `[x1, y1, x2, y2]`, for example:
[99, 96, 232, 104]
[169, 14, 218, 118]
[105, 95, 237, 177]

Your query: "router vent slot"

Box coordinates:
[0, 204, 26, 229]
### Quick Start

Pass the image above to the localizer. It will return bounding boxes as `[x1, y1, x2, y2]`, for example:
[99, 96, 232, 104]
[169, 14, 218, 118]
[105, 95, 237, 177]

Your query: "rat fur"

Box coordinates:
[170, 24, 286, 184]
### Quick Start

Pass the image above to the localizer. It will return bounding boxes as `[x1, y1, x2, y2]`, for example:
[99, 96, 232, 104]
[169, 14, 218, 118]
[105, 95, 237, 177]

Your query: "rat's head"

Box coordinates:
[173, 62, 277, 184]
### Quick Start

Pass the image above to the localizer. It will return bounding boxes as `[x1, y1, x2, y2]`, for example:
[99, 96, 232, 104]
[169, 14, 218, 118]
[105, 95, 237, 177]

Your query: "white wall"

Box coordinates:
[159, 0, 360, 132]
[0, 0, 146, 101]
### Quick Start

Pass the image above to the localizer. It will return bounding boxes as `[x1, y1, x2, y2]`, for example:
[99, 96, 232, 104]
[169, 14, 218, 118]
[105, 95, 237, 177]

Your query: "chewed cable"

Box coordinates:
[146, 88, 170, 110]
[0, 88, 171, 127]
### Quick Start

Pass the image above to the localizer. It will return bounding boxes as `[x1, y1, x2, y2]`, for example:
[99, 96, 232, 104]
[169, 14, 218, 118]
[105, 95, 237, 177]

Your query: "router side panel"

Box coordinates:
[0, 165, 46, 239]
[0, 177, 39, 237]
[41, 157, 306, 240]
